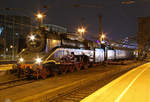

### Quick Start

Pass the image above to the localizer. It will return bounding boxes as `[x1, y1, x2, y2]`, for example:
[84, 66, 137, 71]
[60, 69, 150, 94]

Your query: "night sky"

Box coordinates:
[0, 0, 150, 41]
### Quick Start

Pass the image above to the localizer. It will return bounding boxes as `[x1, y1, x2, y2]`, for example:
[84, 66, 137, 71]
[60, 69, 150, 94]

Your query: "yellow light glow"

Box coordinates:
[10, 45, 13, 48]
[19, 58, 24, 62]
[52, 40, 57, 43]
[29, 35, 35, 41]
[78, 27, 86, 33]
[36, 13, 43, 19]
[101, 34, 105, 39]
[36, 57, 42, 64]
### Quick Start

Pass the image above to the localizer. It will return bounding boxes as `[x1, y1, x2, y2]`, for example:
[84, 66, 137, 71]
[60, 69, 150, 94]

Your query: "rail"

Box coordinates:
[0, 77, 35, 91]
[0, 60, 17, 65]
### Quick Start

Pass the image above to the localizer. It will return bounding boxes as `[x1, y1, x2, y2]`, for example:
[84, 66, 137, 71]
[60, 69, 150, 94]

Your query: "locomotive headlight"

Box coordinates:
[29, 35, 35, 41]
[35, 57, 42, 64]
[19, 58, 24, 62]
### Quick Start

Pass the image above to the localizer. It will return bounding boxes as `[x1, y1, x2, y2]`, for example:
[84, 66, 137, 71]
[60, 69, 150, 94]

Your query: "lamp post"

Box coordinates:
[99, 33, 107, 61]
[10, 45, 14, 60]
[99, 33, 106, 44]
[77, 27, 86, 40]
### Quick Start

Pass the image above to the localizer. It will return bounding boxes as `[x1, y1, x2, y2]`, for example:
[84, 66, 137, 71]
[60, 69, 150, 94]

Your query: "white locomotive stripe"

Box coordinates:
[44, 48, 60, 63]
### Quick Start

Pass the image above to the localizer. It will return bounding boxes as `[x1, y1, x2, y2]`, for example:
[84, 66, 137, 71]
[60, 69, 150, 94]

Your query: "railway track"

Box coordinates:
[50, 68, 132, 102]
[0, 78, 35, 91]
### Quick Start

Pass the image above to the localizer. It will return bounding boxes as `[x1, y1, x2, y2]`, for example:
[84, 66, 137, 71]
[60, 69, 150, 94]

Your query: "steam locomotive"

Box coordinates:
[14, 27, 135, 79]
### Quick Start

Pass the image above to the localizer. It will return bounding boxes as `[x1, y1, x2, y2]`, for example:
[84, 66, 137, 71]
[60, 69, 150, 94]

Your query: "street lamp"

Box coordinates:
[99, 33, 106, 44]
[101, 34, 105, 39]
[37, 13, 43, 19]
[99, 32, 107, 61]
[10, 45, 14, 60]
[77, 27, 86, 40]
[36, 12, 45, 26]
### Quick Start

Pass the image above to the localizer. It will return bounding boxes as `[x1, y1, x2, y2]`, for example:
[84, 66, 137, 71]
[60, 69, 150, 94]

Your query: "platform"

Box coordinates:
[0, 64, 13, 71]
[81, 62, 150, 102]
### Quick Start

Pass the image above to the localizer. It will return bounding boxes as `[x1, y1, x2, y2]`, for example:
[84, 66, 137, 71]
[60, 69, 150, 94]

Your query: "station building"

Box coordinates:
[0, 14, 31, 60]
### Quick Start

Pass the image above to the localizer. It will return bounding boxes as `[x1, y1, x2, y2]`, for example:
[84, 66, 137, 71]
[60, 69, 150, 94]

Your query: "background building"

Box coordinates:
[138, 17, 150, 58]
[44, 24, 67, 33]
[0, 14, 31, 60]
